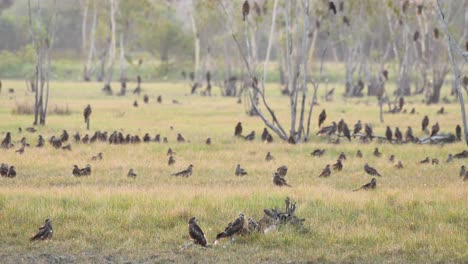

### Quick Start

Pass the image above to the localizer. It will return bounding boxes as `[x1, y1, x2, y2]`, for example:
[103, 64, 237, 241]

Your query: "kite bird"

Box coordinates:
[353, 178, 376, 192]
[30, 219, 53, 241]
[188, 217, 208, 247]
[214, 213, 245, 245]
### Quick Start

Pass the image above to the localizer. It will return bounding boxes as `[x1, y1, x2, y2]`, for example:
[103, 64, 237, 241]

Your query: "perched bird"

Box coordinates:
[36, 135, 45, 148]
[342, 123, 351, 141]
[338, 152, 346, 161]
[15, 145, 25, 154]
[353, 178, 376, 191]
[215, 213, 245, 244]
[419, 157, 430, 164]
[460, 165, 466, 177]
[338, 119, 345, 133]
[364, 163, 382, 177]
[242, 0, 250, 21]
[328, 1, 337, 15]
[356, 150, 363, 158]
[167, 148, 174, 156]
[80, 164, 91, 176]
[177, 133, 186, 143]
[83, 104, 92, 123]
[172, 164, 193, 177]
[422, 115, 429, 132]
[373, 148, 382, 157]
[188, 217, 207, 247]
[127, 169, 137, 178]
[456, 125, 462, 141]
[248, 217, 259, 233]
[73, 132, 81, 143]
[60, 130, 69, 142]
[405, 126, 414, 142]
[72, 165, 81, 177]
[244, 131, 255, 141]
[317, 122, 337, 136]
[389, 155, 395, 163]
[276, 165, 288, 177]
[319, 165, 331, 177]
[1, 132, 12, 149]
[431, 158, 439, 165]
[206, 138, 212, 145]
[394, 127, 402, 142]
[365, 123, 373, 140]
[265, 152, 274, 161]
[261, 128, 269, 142]
[0, 163, 9, 176]
[446, 154, 453, 163]
[168, 155, 176, 166]
[7, 166, 16, 177]
[395, 161, 404, 169]
[30, 219, 53, 241]
[430, 122, 439, 137]
[332, 160, 343, 171]
[318, 109, 327, 128]
[235, 164, 248, 176]
[61, 144, 71, 151]
[353, 120, 362, 135]
[234, 122, 243, 137]
[265, 134, 273, 143]
[272, 172, 291, 187]
[311, 149, 326, 157]
[386, 126, 393, 142]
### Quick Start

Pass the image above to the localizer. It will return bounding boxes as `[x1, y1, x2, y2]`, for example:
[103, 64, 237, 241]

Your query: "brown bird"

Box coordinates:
[318, 109, 326, 128]
[395, 161, 404, 169]
[353, 120, 362, 135]
[7, 166, 16, 178]
[26, 127, 37, 133]
[61, 144, 71, 151]
[430, 122, 439, 137]
[394, 127, 402, 142]
[168, 155, 176, 166]
[311, 149, 326, 157]
[419, 157, 430, 164]
[417, 4, 423, 15]
[272, 172, 291, 187]
[167, 148, 174, 156]
[133, 100, 138, 107]
[422, 115, 429, 132]
[72, 165, 81, 177]
[364, 163, 382, 177]
[338, 119, 345, 134]
[215, 213, 245, 244]
[84, 104, 92, 123]
[389, 155, 395, 163]
[143, 94, 149, 104]
[188, 217, 207, 247]
[80, 164, 91, 176]
[385, 126, 393, 142]
[365, 123, 373, 140]
[343, 16, 350, 26]
[16, 145, 25, 154]
[91, 152, 103, 161]
[342, 123, 351, 141]
[235, 164, 247, 176]
[235, 122, 243, 137]
[177, 133, 186, 143]
[0, 163, 9, 176]
[1, 132, 12, 149]
[410, 108, 416, 114]
[460, 165, 466, 177]
[328, 1, 337, 15]
[261, 128, 269, 142]
[353, 178, 376, 192]
[456, 125, 462, 141]
[127, 169, 137, 178]
[338, 152, 346, 161]
[437, 106, 444, 115]
[172, 164, 193, 177]
[317, 122, 337, 136]
[446, 154, 453, 163]
[244, 131, 255, 141]
[30, 219, 53, 241]
[405, 126, 415, 142]
[319, 165, 331, 177]
[373, 148, 382, 157]
[431, 158, 439, 165]
[332, 160, 343, 171]
[242, 0, 250, 21]
[356, 150, 363, 158]
[157, 95, 162, 103]
[265, 152, 274, 161]
[248, 217, 259, 233]
[205, 137, 212, 145]
[276, 165, 288, 177]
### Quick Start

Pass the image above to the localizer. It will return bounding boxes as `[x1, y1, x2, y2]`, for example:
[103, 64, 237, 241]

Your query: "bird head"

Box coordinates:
[45, 218, 52, 223]
[188, 217, 197, 224]
[371, 178, 376, 183]
[188, 164, 194, 169]
[238, 213, 244, 219]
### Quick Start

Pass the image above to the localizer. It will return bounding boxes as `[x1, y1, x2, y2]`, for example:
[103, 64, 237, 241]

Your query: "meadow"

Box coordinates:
[0, 79, 467, 263]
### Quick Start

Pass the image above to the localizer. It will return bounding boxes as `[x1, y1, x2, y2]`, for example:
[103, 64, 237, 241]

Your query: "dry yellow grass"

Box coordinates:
[0, 80, 466, 263]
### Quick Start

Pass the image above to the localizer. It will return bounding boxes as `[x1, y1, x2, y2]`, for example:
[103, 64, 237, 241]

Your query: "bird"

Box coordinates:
[389, 155, 395, 163]
[261, 128, 269, 142]
[234, 122, 243, 137]
[157, 95, 162, 103]
[61, 144, 71, 151]
[373, 148, 382, 157]
[338, 152, 346, 161]
[276, 165, 288, 177]
[353, 120, 362, 135]
[446, 154, 453, 163]
[311, 149, 326, 157]
[91, 152, 103, 161]
[1, 132, 12, 149]
[133, 100, 138, 107]
[127, 169, 137, 178]
[73, 132, 81, 142]
[437, 106, 444, 114]
[430, 122, 439, 137]
[248, 217, 259, 233]
[318, 109, 326, 128]
[319, 165, 331, 177]
[235, 164, 247, 176]
[343, 16, 350, 26]
[206, 138, 212, 145]
[394, 127, 402, 142]
[172, 164, 193, 177]
[431, 158, 439, 165]
[80, 164, 91, 176]
[385, 126, 393, 142]
[242, 0, 250, 21]
[143, 94, 149, 104]
[26, 127, 37, 133]
[364, 163, 382, 176]
[460, 165, 466, 177]
[244, 131, 255, 141]
[332, 160, 343, 171]
[419, 157, 430, 164]
[215, 213, 245, 244]
[0, 163, 9, 177]
[422, 115, 429, 132]
[188, 217, 207, 247]
[72, 165, 81, 177]
[7, 166, 16, 177]
[16, 145, 25, 154]
[317, 122, 337, 136]
[84, 104, 92, 123]
[177, 133, 186, 143]
[264, 133, 273, 143]
[356, 150, 363, 158]
[342, 123, 351, 141]
[395, 161, 404, 169]
[168, 156, 176, 166]
[456, 125, 462, 141]
[30, 219, 53, 241]
[167, 148, 174, 156]
[36, 135, 45, 148]
[265, 152, 274, 161]
[60, 130, 69, 142]
[328, 1, 337, 15]
[272, 172, 291, 187]
[364, 123, 373, 140]
[353, 178, 376, 192]
[405, 126, 415, 142]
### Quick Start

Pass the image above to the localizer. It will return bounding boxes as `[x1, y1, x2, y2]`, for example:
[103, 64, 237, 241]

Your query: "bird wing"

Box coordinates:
[189, 223, 207, 245]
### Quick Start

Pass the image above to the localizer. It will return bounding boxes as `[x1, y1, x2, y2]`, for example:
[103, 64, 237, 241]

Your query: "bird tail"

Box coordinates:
[286, 183, 292, 187]
[352, 187, 361, 192]
[215, 232, 226, 240]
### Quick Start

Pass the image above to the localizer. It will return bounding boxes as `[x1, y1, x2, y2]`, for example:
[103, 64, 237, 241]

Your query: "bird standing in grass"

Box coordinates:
[318, 109, 326, 128]
[172, 165, 193, 177]
[395, 161, 404, 169]
[364, 163, 381, 176]
[276, 165, 288, 177]
[30, 219, 53, 241]
[188, 217, 207, 247]
[215, 213, 245, 245]
[127, 169, 137, 178]
[7, 166, 16, 177]
[273, 172, 291, 187]
[373, 148, 382, 157]
[84, 104, 92, 124]
[430, 122, 439, 137]
[422, 115, 429, 132]
[265, 152, 274, 161]
[168, 156, 176, 166]
[319, 165, 331, 177]
[332, 160, 343, 171]
[460, 165, 466, 177]
[353, 178, 376, 191]
[235, 122, 243, 137]
[235, 164, 247, 176]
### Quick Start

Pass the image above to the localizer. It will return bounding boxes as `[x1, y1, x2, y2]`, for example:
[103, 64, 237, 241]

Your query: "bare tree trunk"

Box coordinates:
[81, 0, 89, 56]
[104, 0, 116, 87]
[84, 0, 96, 82]
[190, 0, 200, 86]
[119, 32, 125, 82]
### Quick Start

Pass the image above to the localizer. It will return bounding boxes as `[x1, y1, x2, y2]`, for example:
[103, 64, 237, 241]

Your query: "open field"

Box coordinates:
[0, 80, 467, 263]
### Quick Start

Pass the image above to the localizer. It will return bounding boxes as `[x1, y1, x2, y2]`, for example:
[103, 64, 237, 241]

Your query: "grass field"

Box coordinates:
[0, 80, 467, 263]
